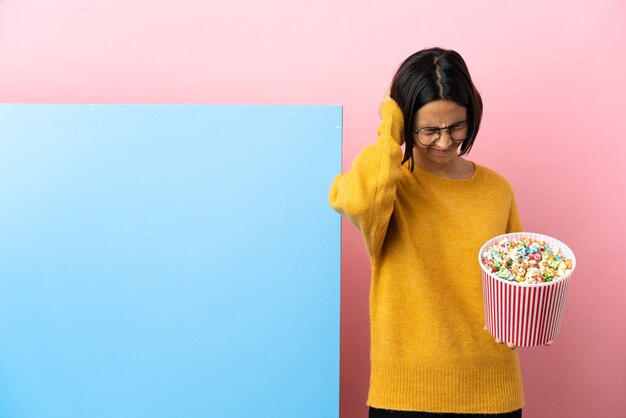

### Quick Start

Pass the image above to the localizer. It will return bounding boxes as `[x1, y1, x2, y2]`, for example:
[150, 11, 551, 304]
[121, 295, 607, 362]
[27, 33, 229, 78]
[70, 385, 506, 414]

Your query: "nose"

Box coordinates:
[435, 129, 453, 148]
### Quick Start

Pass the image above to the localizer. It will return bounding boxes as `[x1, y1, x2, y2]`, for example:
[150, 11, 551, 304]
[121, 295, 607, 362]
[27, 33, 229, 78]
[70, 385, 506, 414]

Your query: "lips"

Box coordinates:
[429, 147, 452, 157]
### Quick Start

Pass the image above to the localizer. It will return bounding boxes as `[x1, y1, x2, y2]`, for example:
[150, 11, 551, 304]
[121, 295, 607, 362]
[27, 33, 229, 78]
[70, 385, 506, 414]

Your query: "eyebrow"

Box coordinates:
[417, 120, 467, 129]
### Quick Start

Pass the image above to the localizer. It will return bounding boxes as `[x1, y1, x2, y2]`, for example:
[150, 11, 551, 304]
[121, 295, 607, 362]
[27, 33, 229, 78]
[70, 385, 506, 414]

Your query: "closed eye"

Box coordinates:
[421, 127, 439, 135]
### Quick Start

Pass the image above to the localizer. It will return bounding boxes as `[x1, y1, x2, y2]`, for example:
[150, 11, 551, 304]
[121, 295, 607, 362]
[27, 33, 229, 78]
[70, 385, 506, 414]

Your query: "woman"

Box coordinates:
[329, 47, 525, 417]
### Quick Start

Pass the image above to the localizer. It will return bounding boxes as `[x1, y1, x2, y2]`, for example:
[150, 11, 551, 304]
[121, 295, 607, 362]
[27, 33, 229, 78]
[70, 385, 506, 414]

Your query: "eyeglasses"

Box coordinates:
[414, 121, 471, 146]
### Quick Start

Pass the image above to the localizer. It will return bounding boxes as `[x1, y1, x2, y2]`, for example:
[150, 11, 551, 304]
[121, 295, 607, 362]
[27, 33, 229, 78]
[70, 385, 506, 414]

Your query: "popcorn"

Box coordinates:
[479, 232, 577, 346]
[481, 237, 573, 284]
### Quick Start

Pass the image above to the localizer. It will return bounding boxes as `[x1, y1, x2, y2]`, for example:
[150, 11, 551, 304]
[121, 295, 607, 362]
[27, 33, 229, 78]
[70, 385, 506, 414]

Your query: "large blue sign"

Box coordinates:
[0, 105, 341, 418]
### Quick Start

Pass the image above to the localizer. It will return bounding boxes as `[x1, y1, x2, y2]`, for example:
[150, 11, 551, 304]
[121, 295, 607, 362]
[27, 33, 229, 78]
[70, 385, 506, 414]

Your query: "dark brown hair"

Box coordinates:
[390, 47, 483, 171]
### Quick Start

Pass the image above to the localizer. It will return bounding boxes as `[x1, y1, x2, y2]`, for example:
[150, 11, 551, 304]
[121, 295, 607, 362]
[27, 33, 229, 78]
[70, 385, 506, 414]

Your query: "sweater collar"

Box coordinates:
[409, 161, 484, 189]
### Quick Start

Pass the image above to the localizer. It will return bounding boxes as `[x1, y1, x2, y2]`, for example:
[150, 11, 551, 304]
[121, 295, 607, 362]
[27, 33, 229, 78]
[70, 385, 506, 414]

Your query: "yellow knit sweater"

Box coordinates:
[329, 99, 525, 413]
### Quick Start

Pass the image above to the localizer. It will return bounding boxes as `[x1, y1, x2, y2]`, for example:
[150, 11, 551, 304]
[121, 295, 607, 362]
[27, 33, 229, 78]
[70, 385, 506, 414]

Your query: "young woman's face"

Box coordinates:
[412, 99, 468, 166]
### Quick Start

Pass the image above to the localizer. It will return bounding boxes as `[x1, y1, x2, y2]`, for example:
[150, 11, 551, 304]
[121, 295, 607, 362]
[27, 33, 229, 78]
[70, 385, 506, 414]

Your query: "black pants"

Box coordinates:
[369, 407, 522, 418]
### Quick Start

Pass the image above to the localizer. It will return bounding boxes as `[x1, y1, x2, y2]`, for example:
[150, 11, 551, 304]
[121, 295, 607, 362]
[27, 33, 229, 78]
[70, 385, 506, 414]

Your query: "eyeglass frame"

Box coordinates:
[413, 120, 472, 147]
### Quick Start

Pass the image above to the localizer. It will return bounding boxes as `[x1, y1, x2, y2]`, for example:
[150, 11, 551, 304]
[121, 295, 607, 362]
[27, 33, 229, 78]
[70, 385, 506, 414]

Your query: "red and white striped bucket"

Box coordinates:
[479, 232, 576, 347]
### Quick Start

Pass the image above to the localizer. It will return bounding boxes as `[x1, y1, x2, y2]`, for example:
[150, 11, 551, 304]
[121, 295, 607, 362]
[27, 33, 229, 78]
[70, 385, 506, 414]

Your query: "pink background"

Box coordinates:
[1, 1, 625, 417]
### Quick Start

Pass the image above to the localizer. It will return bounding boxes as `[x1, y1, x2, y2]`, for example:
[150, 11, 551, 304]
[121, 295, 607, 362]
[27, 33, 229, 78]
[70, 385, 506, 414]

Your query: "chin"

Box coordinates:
[428, 149, 456, 162]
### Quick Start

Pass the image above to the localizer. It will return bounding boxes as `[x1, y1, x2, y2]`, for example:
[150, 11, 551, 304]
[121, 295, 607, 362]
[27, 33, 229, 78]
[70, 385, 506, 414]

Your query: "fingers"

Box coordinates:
[485, 326, 517, 349]
[378, 90, 392, 118]
[493, 336, 517, 349]
[487, 326, 553, 348]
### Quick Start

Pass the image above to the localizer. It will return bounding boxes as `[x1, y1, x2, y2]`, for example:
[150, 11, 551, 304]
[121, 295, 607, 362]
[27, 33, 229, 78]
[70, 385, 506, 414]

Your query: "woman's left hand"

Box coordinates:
[494, 338, 518, 350]
[495, 338, 555, 349]
[485, 326, 555, 349]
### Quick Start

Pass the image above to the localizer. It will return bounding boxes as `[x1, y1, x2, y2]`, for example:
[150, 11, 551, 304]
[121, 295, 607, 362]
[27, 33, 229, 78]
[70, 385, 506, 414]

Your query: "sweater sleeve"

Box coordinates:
[506, 191, 523, 233]
[328, 99, 405, 260]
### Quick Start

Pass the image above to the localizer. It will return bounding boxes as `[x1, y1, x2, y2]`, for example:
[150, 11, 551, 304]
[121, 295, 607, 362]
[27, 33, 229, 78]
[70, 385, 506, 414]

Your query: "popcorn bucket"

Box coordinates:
[478, 232, 576, 347]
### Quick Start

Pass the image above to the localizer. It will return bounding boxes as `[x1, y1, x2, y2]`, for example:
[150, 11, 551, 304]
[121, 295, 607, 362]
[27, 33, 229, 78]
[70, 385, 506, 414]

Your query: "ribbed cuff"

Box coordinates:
[368, 361, 525, 414]
[378, 99, 405, 145]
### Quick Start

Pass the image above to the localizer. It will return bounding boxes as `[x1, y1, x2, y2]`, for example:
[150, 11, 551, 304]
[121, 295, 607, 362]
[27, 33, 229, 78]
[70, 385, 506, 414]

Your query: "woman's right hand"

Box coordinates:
[378, 90, 392, 119]
[378, 90, 404, 146]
